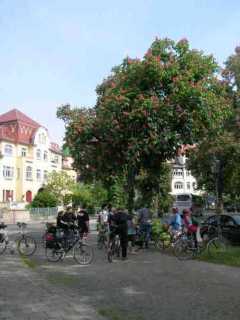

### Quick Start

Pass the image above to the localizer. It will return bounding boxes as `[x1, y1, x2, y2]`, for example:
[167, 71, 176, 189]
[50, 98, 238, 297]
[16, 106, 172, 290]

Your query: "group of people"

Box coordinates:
[56, 206, 90, 238]
[97, 204, 152, 261]
[169, 207, 200, 245]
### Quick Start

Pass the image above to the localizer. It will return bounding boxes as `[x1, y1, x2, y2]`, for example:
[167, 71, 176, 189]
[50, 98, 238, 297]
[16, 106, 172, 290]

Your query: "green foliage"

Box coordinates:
[151, 219, 170, 243]
[58, 38, 230, 211]
[45, 171, 76, 205]
[31, 190, 58, 208]
[72, 182, 108, 214]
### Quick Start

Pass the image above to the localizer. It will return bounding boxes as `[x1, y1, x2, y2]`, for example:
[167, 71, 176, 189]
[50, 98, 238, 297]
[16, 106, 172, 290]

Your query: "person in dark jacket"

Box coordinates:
[109, 209, 128, 260]
[77, 209, 89, 238]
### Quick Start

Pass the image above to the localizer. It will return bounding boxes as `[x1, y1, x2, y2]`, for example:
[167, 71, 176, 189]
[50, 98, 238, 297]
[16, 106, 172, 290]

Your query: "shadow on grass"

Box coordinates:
[20, 254, 38, 270]
[98, 307, 145, 320]
[199, 246, 240, 268]
[47, 273, 78, 286]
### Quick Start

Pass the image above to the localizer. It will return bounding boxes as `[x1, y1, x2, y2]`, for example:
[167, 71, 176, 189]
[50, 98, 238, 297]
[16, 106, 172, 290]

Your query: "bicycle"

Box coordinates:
[174, 226, 227, 260]
[107, 233, 121, 263]
[45, 226, 94, 265]
[16, 222, 37, 256]
[97, 224, 108, 250]
[154, 229, 183, 252]
[0, 222, 8, 254]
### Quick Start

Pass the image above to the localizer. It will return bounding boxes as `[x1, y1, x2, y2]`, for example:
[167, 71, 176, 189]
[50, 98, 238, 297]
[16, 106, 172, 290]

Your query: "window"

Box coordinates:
[186, 170, 191, 176]
[44, 151, 48, 161]
[3, 166, 14, 179]
[38, 133, 47, 144]
[173, 168, 183, 177]
[4, 144, 13, 156]
[2, 190, 13, 202]
[187, 182, 191, 190]
[21, 147, 27, 157]
[36, 169, 41, 181]
[36, 149, 41, 160]
[174, 182, 183, 189]
[54, 155, 58, 163]
[26, 166, 33, 180]
[44, 170, 48, 181]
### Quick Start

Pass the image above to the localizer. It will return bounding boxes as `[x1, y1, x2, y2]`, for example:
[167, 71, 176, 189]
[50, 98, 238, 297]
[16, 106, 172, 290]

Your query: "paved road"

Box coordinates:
[1, 223, 240, 320]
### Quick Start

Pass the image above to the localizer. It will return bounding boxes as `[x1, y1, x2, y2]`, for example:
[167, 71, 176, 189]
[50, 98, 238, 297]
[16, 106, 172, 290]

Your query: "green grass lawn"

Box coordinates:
[199, 246, 240, 267]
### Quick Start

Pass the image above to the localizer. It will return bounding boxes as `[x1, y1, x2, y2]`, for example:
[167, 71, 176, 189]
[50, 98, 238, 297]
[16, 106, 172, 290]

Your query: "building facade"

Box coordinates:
[171, 143, 199, 196]
[0, 109, 69, 204]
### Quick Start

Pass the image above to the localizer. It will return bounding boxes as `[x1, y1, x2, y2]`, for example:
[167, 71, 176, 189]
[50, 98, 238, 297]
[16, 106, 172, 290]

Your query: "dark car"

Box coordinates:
[200, 214, 240, 244]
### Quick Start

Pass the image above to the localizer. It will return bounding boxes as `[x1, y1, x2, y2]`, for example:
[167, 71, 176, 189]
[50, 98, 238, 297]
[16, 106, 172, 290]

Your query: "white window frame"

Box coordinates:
[3, 166, 14, 179]
[21, 147, 27, 157]
[174, 182, 183, 190]
[26, 166, 33, 181]
[4, 144, 13, 156]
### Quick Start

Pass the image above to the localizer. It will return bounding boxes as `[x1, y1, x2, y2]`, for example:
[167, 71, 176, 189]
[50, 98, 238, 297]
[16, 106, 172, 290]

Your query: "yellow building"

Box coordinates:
[0, 109, 73, 205]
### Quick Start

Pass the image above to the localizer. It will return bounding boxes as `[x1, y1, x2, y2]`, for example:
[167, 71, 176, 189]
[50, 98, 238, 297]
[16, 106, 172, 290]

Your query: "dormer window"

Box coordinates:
[4, 144, 13, 156]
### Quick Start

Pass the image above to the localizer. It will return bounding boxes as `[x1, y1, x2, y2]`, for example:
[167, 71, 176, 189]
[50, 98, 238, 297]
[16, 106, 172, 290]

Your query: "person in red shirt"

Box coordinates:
[182, 208, 198, 247]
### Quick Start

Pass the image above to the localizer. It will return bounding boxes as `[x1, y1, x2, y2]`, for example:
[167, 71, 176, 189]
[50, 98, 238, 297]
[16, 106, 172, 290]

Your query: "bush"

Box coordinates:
[31, 190, 58, 208]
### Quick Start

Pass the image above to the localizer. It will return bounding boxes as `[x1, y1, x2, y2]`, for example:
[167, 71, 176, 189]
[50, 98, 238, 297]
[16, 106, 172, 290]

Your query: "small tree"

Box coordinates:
[31, 190, 58, 208]
[45, 171, 76, 205]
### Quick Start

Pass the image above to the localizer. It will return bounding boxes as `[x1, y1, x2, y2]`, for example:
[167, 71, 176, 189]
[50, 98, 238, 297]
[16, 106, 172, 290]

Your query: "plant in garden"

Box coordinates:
[31, 190, 58, 208]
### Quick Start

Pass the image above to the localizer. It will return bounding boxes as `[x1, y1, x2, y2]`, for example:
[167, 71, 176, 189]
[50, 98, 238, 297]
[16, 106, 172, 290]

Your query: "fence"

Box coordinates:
[29, 207, 58, 221]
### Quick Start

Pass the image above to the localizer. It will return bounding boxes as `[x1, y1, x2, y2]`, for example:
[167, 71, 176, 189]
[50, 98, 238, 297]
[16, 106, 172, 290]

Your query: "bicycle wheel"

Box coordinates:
[174, 239, 194, 260]
[74, 243, 94, 265]
[17, 236, 37, 256]
[115, 241, 120, 258]
[45, 247, 64, 262]
[97, 234, 106, 250]
[154, 239, 165, 251]
[207, 237, 227, 258]
[0, 238, 7, 254]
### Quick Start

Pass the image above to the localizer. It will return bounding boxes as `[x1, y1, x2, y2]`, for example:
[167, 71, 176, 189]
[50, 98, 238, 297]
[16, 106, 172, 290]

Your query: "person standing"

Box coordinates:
[138, 207, 151, 248]
[169, 207, 182, 234]
[109, 209, 128, 260]
[77, 209, 90, 238]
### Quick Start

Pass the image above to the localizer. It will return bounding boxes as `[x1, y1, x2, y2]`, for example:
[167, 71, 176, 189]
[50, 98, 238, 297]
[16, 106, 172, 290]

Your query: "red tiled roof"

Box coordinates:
[0, 108, 41, 145]
[0, 109, 41, 127]
[50, 142, 62, 154]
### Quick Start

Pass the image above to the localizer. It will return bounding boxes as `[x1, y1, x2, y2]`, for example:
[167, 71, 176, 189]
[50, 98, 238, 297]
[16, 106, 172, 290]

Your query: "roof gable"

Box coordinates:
[0, 109, 40, 127]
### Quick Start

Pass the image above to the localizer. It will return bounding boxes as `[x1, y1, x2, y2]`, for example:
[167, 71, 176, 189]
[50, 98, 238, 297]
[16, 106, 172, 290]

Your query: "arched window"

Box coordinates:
[4, 144, 13, 156]
[44, 151, 48, 161]
[174, 182, 183, 190]
[26, 166, 33, 180]
[36, 149, 41, 160]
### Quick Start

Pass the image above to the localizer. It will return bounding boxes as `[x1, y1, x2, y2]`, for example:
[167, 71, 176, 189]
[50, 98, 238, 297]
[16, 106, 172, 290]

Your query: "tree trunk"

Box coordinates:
[216, 159, 224, 215]
[127, 168, 135, 214]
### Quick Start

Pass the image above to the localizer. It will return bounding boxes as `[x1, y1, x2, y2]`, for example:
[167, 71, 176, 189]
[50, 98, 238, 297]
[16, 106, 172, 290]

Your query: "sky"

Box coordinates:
[0, 0, 240, 145]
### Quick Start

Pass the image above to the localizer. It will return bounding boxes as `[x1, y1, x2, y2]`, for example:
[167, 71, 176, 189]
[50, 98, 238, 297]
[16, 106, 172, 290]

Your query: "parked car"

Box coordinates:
[200, 214, 240, 244]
